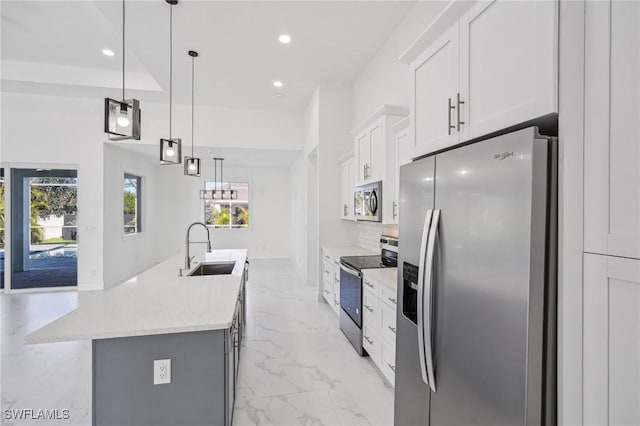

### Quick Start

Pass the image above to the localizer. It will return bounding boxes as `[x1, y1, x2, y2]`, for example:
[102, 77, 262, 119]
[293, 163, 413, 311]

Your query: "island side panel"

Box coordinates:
[93, 330, 226, 426]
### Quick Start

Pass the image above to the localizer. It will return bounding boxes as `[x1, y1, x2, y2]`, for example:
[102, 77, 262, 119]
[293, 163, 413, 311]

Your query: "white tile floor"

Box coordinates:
[1, 259, 394, 426]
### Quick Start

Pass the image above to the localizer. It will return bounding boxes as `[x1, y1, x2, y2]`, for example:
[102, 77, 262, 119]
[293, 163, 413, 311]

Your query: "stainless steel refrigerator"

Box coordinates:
[395, 127, 557, 426]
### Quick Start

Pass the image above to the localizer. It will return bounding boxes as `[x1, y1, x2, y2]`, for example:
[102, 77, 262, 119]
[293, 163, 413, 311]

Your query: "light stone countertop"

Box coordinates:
[322, 245, 377, 259]
[26, 249, 248, 344]
[362, 267, 398, 290]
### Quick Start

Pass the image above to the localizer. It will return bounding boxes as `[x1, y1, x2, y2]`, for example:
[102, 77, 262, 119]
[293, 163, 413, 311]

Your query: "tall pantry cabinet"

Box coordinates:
[583, 1, 640, 425]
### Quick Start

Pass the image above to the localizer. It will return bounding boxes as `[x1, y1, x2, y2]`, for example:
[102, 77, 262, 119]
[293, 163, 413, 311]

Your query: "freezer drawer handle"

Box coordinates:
[424, 209, 440, 393]
[417, 209, 433, 386]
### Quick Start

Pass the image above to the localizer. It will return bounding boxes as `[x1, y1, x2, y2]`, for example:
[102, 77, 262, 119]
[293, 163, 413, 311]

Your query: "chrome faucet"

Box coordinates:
[185, 222, 212, 270]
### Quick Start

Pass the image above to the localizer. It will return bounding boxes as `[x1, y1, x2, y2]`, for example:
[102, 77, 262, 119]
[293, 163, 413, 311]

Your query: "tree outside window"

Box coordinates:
[124, 174, 142, 235]
[203, 182, 249, 229]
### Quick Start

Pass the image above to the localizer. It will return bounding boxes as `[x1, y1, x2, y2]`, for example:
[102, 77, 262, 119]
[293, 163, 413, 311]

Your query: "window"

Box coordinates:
[204, 182, 249, 229]
[123, 174, 142, 235]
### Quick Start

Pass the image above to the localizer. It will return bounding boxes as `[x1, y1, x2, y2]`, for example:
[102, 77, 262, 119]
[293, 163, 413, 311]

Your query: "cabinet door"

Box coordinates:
[391, 125, 411, 225]
[356, 132, 370, 185]
[458, 0, 558, 141]
[584, 0, 640, 259]
[410, 23, 459, 157]
[346, 159, 355, 219]
[368, 120, 383, 183]
[339, 161, 349, 219]
[584, 254, 640, 425]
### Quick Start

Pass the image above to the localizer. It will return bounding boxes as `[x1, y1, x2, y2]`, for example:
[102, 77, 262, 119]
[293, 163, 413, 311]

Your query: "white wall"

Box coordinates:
[103, 144, 159, 288]
[352, 1, 447, 127]
[290, 153, 308, 279]
[154, 163, 292, 263]
[1, 93, 105, 290]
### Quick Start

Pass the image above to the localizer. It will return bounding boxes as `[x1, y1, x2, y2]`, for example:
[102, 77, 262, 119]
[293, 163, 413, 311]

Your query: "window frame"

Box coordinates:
[123, 173, 142, 236]
[202, 181, 251, 230]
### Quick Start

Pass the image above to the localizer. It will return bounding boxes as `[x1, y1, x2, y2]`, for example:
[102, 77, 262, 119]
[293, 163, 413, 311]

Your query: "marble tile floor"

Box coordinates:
[1, 259, 394, 426]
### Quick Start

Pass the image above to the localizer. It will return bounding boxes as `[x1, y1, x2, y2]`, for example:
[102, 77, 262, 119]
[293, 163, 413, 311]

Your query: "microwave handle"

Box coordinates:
[370, 190, 378, 215]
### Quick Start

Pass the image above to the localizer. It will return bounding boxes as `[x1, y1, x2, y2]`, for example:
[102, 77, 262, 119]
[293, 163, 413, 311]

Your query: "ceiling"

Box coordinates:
[1, 1, 415, 112]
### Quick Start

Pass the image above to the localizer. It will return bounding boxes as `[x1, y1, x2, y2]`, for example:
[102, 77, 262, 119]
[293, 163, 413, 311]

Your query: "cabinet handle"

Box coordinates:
[365, 281, 374, 288]
[388, 363, 396, 373]
[324, 289, 330, 294]
[392, 202, 398, 219]
[365, 304, 374, 312]
[364, 336, 374, 344]
[388, 297, 397, 305]
[388, 326, 396, 334]
[448, 97, 456, 135]
[456, 93, 465, 131]
[343, 204, 348, 216]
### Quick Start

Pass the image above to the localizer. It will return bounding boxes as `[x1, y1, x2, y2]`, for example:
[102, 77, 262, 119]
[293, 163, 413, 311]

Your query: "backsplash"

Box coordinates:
[356, 222, 399, 252]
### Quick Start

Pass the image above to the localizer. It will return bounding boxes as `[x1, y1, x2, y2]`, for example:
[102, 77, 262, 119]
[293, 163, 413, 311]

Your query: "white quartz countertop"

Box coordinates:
[26, 249, 248, 344]
[362, 267, 398, 290]
[322, 245, 377, 258]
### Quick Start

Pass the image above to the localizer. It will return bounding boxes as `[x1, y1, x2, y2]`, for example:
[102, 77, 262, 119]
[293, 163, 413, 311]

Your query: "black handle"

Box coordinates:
[370, 190, 378, 215]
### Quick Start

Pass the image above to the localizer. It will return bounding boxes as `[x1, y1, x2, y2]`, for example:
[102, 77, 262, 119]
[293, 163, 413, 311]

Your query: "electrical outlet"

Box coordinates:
[153, 359, 171, 385]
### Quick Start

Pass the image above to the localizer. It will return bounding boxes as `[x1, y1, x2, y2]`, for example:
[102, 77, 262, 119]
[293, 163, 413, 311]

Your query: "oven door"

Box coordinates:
[339, 262, 363, 327]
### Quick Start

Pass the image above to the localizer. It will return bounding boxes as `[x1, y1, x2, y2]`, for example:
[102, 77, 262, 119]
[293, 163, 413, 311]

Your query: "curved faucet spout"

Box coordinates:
[185, 222, 213, 270]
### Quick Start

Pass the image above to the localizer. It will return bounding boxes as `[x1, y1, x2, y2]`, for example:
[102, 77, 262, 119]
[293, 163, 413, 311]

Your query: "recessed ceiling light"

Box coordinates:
[102, 49, 115, 57]
[273, 80, 283, 88]
[278, 34, 291, 44]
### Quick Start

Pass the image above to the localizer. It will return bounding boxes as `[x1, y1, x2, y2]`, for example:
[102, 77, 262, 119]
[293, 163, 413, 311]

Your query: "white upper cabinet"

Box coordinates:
[389, 117, 411, 225]
[351, 106, 408, 223]
[458, 0, 558, 141]
[339, 156, 355, 220]
[403, 0, 558, 158]
[410, 23, 460, 158]
[584, 0, 640, 259]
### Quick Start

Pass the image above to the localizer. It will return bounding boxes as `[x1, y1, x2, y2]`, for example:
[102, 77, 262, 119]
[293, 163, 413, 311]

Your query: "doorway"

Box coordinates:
[10, 168, 78, 289]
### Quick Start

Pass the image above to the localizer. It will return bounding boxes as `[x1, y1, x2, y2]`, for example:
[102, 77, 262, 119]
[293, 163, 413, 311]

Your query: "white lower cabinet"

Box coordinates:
[321, 251, 341, 315]
[584, 253, 640, 426]
[362, 272, 397, 387]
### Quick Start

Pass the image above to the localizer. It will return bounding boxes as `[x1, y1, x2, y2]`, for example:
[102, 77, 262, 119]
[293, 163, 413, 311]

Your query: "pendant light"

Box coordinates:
[104, 0, 141, 141]
[200, 158, 237, 200]
[184, 50, 201, 176]
[160, 0, 182, 165]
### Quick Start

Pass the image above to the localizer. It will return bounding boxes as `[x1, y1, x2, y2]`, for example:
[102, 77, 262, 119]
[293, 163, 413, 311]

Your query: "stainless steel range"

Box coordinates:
[339, 236, 398, 355]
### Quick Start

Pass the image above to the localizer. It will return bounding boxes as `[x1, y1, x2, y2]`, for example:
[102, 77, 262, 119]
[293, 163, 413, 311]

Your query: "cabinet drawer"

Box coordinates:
[381, 339, 396, 385]
[363, 289, 379, 322]
[322, 260, 333, 281]
[363, 276, 377, 293]
[362, 321, 379, 362]
[380, 303, 397, 344]
[379, 283, 398, 308]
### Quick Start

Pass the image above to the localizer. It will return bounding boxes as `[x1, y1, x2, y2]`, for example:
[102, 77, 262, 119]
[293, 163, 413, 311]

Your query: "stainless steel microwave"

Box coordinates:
[354, 181, 382, 222]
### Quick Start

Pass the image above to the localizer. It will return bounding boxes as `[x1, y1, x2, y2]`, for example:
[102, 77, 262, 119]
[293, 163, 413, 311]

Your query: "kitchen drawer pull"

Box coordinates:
[388, 297, 397, 305]
[388, 363, 396, 373]
[364, 336, 373, 344]
[392, 201, 398, 219]
[324, 270, 330, 275]
[388, 326, 396, 334]
[324, 255, 330, 260]
[364, 281, 374, 288]
[365, 305, 374, 312]
[324, 289, 330, 294]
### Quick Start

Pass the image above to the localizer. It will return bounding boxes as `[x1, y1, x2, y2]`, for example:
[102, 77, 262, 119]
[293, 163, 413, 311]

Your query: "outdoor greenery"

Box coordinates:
[205, 203, 249, 229]
[123, 192, 136, 215]
[0, 181, 4, 249]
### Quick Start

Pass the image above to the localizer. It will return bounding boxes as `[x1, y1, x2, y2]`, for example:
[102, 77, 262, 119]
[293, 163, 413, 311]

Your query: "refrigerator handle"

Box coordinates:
[417, 209, 433, 387]
[424, 209, 441, 393]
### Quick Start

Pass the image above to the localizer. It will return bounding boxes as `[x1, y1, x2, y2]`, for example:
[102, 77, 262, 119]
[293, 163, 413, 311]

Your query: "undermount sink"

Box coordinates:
[188, 261, 236, 276]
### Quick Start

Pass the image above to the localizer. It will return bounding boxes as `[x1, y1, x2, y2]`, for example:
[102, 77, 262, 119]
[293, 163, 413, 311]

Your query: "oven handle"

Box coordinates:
[340, 262, 362, 278]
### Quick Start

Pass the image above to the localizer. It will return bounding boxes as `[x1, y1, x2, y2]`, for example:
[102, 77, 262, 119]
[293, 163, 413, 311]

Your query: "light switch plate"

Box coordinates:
[153, 359, 171, 385]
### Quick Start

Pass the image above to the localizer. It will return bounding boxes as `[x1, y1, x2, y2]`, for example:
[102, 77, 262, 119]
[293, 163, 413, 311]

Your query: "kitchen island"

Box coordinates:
[27, 249, 248, 426]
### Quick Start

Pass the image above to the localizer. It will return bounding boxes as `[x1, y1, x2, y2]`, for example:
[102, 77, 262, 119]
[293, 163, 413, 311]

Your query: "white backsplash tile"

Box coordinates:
[355, 222, 398, 252]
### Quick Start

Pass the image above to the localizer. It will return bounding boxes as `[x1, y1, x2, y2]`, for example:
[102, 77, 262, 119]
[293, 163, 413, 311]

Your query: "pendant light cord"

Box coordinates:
[169, 3, 173, 139]
[191, 55, 195, 157]
[122, 0, 125, 101]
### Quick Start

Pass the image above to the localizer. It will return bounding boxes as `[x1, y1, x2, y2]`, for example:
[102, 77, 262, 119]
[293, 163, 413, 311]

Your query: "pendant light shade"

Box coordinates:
[200, 158, 238, 200]
[104, 0, 141, 141]
[184, 50, 201, 176]
[159, 0, 182, 165]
